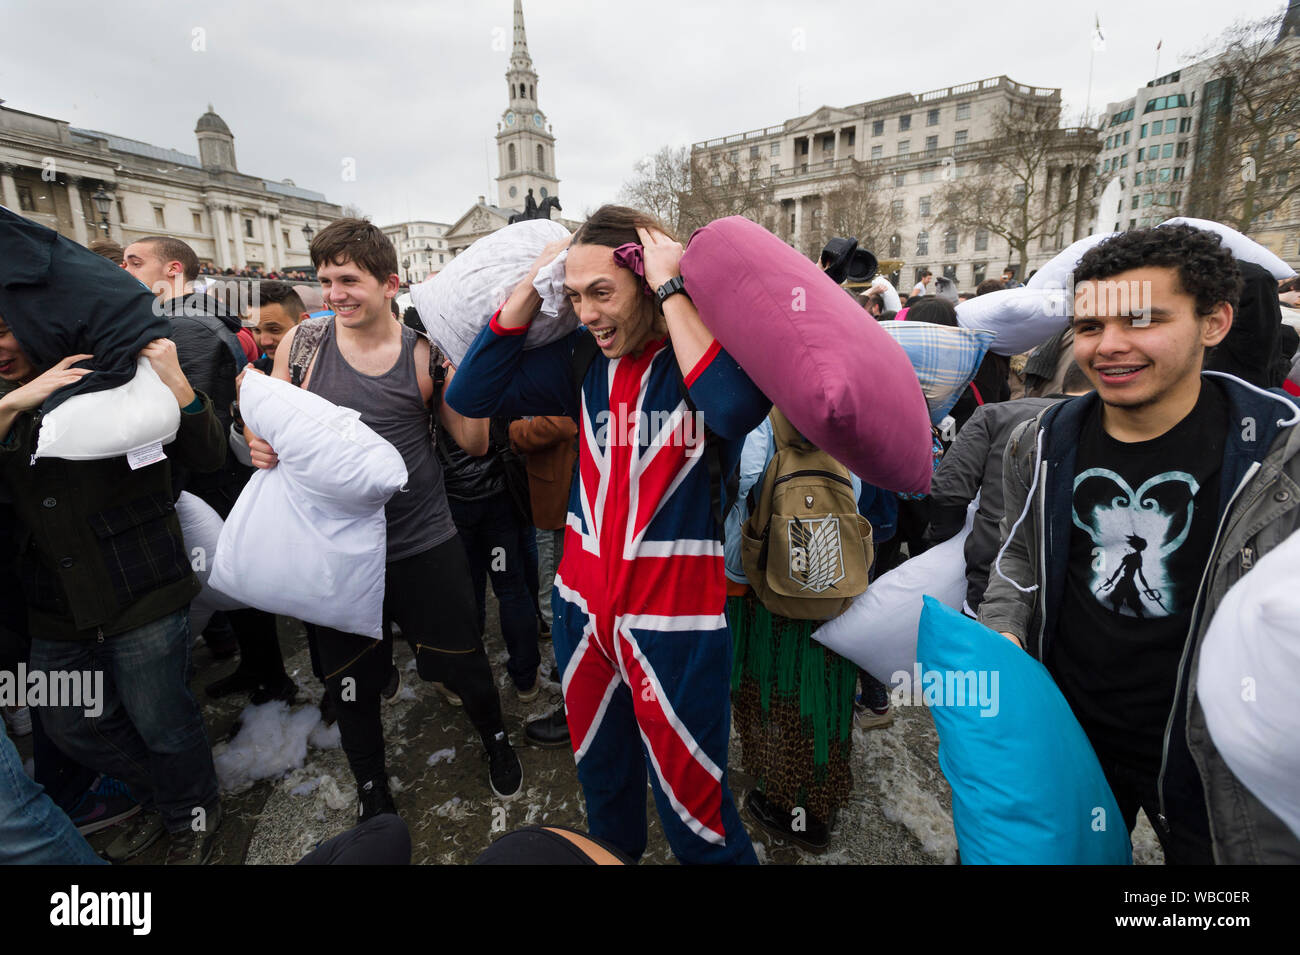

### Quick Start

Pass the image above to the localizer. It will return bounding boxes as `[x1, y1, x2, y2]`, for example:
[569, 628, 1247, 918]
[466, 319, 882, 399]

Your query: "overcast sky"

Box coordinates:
[1, 0, 1287, 227]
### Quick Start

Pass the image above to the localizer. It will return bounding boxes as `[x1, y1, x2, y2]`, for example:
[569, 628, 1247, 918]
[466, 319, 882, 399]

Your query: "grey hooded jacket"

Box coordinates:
[978, 373, 1300, 864]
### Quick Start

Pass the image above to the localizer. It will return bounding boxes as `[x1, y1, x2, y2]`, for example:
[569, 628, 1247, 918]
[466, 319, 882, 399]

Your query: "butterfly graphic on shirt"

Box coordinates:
[1071, 469, 1199, 618]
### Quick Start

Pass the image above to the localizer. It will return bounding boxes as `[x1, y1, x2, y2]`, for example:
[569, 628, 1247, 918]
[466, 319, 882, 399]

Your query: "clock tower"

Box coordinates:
[496, 0, 559, 210]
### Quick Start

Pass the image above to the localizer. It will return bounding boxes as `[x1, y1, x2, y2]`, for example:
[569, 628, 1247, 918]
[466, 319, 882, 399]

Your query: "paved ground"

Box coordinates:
[15, 599, 1164, 865]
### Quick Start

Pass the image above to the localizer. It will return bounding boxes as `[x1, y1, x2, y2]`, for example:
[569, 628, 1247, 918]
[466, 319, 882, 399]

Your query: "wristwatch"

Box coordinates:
[655, 276, 688, 304]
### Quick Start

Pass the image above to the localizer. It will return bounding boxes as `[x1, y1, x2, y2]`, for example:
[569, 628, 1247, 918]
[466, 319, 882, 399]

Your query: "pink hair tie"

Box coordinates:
[612, 242, 654, 296]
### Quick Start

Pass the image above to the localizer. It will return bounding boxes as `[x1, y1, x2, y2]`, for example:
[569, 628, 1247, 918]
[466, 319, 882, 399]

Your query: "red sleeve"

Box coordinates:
[488, 308, 529, 336]
[238, 327, 259, 362]
[683, 338, 722, 388]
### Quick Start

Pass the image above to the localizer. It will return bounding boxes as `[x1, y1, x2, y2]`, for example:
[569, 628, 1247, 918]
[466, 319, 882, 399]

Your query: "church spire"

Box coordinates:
[511, 0, 532, 70]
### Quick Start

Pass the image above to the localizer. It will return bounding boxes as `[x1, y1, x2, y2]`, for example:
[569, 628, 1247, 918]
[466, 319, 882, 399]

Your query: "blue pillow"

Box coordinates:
[917, 597, 1132, 864]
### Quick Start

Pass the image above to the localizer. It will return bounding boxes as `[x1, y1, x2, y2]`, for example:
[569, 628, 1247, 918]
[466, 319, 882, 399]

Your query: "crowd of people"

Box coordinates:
[1, 203, 1298, 866]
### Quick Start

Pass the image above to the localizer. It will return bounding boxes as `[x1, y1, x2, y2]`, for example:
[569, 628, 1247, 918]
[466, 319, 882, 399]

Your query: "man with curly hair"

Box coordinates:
[979, 224, 1300, 864]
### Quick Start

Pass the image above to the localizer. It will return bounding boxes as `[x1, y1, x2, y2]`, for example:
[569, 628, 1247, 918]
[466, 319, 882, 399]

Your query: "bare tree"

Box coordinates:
[938, 102, 1100, 276]
[620, 144, 774, 236]
[815, 174, 905, 262]
[1185, 12, 1300, 232]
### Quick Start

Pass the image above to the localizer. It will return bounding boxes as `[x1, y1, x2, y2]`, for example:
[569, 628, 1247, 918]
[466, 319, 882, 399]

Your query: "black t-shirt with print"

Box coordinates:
[1048, 380, 1227, 776]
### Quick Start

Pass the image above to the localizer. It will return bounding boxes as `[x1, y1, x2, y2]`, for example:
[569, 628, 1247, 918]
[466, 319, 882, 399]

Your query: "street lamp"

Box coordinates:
[91, 186, 111, 236]
[402, 257, 411, 285]
[301, 222, 315, 245]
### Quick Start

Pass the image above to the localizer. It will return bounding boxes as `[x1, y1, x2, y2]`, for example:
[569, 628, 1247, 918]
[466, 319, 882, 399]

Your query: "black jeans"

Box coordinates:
[1100, 755, 1215, 865]
[449, 492, 541, 689]
[310, 536, 505, 786]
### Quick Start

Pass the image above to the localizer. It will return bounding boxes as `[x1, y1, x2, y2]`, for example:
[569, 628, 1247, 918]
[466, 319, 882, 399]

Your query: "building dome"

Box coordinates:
[195, 105, 231, 136]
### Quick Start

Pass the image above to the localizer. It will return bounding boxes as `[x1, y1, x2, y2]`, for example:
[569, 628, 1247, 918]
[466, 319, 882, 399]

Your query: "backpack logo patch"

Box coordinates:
[787, 515, 846, 593]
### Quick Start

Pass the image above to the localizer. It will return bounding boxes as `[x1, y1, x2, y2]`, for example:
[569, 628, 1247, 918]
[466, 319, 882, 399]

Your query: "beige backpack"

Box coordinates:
[740, 408, 873, 620]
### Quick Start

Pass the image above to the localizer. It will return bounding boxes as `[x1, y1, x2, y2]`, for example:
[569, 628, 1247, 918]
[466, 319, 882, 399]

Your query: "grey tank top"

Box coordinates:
[308, 321, 456, 560]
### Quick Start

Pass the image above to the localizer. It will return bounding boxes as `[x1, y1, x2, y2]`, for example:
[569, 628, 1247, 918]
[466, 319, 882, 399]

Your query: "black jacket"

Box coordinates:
[162, 290, 250, 511]
[1205, 260, 1287, 388]
[0, 207, 169, 411]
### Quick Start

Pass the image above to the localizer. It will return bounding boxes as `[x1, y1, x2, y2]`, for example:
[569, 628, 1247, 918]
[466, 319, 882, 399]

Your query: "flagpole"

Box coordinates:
[1153, 41, 1162, 80]
[1086, 46, 1095, 121]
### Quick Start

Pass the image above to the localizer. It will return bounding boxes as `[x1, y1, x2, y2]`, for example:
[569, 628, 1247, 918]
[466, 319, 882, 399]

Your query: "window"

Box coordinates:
[1181, 117, 1192, 133]
[927, 108, 940, 126]
[1171, 191, 1181, 206]
[282, 229, 290, 247]
[1142, 93, 1188, 113]
[192, 212, 202, 231]
[871, 145, 883, 160]
[154, 206, 167, 228]
[1151, 119, 1163, 135]
[508, 143, 517, 171]
[1134, 170, 1143, 185]
[844, 127, 855, 146]
[897, 140, 910, 156]
[771, 164, 780, 176]
[1175, 141, 1187, 158]
[1013, 183, 1026, 204]
[1131, 195, 1140, 210]
[899, 114, 911, 131]
[1142, 193, 1153, 207]
[1138, 147, 1145, 161]
[1123, 131, 1130, 145]
[972, 262, 987, 284]
[1117, 198, 1124, 213]
[1162, 143, 1174, 158]
[925, 135, 938, 154]
[16, 185, 34, 211]
[944, 229, 958, 254]
[1158, 167, 1172, 183]
[891, 199, 904, 218]
[711, 174, 721, 186]
[750, 145, 760, 159]
[1172, 166, 1184, 181]
[243, 217, 253, 237]
[956, 102, 971, 120]
[728, 149, 739, 161]
[975, 227, 989, 251]
[1130, 219, 1137, 229]
[919, 196, 931, 218]
[1156, 192, 1169, 206]
[872, 119, 884, 135]
[916, 231, 929, 255]
[895, 171, 907, 186]
[771, 142, 781, 156]
[919, 169, 936, 183]
[116, 199, 125, 222]
[1103, 158, 1111, 173]
[1120, 154, 1128, 167]
[1140, 124, 1148, 138]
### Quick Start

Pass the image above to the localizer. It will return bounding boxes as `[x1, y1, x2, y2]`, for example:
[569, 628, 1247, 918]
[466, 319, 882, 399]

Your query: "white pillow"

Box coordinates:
[1161, 217, 1297, 280]
[956, 286, 1070, 356]
[1197, 526, 1300, 840]
[175, 491, 244, 635]
[208, 372, 407, 639]
[35, 357, 180, 461]
[410, 219, 574, 366]
[1026, 232, 1117, 290]
[811, 502, 974, 686]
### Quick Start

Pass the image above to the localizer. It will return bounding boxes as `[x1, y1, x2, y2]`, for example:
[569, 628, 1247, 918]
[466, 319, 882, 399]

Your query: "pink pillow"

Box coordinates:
[680, 217, 934, 493]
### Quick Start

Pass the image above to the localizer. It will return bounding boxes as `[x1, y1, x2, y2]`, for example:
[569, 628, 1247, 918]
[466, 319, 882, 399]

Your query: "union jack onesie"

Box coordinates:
[446, 312, 770, 864]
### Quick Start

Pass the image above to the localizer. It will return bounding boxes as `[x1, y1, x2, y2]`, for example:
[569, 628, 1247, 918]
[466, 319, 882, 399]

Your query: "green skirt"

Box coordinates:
[727, 593, 858, 821]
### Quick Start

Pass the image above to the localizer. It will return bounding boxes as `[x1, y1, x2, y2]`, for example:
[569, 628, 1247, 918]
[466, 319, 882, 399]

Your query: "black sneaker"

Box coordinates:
[484, 732, 522, 799]
[205, 667, 262, 699]
[250, 675, 299, 706]
[358, 777, 397, 822]
[165, 805, 223, 866]
[744, 790, 830, 854]
[523, 705, 570, 749]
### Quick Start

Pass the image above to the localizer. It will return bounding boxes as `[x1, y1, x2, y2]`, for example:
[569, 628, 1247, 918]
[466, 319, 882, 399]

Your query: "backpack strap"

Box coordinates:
[287, 315, 332, 387]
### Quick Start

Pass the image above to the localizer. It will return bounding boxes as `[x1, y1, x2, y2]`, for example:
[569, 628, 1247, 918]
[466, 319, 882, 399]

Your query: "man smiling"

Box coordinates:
[979, 224, 1300, 864]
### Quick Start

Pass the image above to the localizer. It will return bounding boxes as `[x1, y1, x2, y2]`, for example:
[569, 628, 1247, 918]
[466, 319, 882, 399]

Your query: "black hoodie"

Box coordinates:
[1205, 260, 1286, 388]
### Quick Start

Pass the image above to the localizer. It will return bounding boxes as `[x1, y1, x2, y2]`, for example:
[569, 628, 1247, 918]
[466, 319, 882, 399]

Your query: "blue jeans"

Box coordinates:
[449, 492, 541, 689]
[0, 718, 105, 864]
[30, 609, 219, 835]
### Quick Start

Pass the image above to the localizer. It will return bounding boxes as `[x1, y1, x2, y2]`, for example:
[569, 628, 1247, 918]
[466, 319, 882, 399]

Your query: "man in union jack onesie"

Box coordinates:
[446, 205, 769, 864]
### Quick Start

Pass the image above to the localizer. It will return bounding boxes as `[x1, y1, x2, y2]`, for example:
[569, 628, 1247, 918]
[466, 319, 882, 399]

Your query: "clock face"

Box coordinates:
[505, 111, 515, 126]
[533, 113, 544, 128]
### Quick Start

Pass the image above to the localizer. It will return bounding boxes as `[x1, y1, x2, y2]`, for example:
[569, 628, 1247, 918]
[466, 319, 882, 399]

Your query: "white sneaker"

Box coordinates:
[431, 682, 463, 707]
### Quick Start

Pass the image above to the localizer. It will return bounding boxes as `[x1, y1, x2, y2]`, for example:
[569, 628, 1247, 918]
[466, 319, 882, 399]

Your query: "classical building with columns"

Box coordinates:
[692, 76, 1100, 289]
[0, 101, 341, 270]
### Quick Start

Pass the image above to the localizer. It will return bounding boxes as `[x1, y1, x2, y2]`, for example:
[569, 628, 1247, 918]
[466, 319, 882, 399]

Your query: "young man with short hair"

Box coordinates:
[979, 224, 1300, 863]
[246, 280, 308, 372]
[910, 269, 933, 298]
[247, 219, 521, 814]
